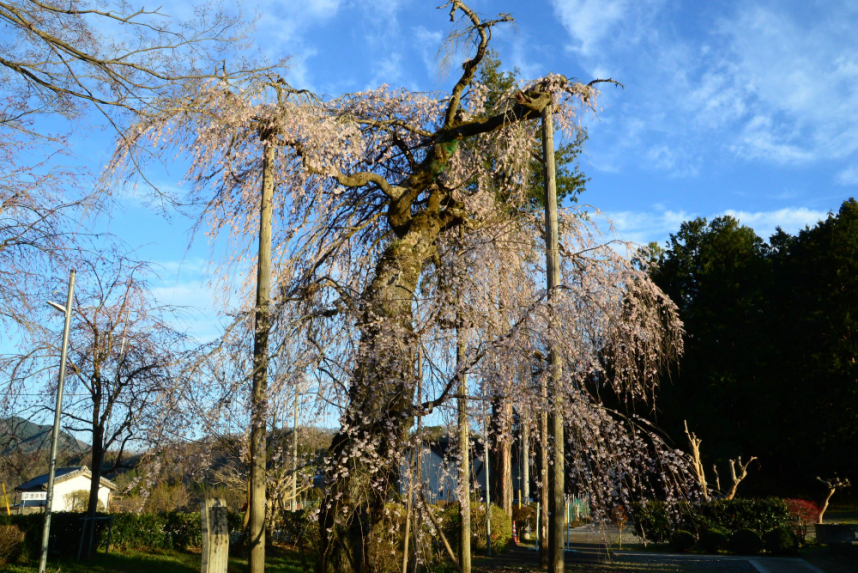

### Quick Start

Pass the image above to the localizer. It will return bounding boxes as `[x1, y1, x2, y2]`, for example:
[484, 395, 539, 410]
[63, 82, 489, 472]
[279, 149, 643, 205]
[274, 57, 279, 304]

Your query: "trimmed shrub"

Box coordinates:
[632, 498, 791, 543]
[472, 504, 512, 554]
[631, 501, 671, 543]
[699, 528, 729, 553]
[729, 529, 762, 554]
[0, 525, 25, 565]
[368, 503, 447, 573]
[0, 509, 245, 561]
[0, 514, 41, 561]
[368, 503, 407, 573]
[164, 512, 202, 549]
[511, 505, 536, 533]
[109, 512, 170, 550]
[764, 527, 798, 555]
[0, 512, 111, 559]
[443, 503, 513, 555]
[689, 498, 790, 533]
[670, 530, 696, 553]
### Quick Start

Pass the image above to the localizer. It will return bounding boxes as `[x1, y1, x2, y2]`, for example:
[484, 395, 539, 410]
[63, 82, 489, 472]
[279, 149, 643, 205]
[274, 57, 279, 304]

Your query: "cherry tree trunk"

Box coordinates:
[494, 401, 513, 518]
[83, 422, 105, 558]
[317, 220, 440, 573]
[248, 138, 275, 573]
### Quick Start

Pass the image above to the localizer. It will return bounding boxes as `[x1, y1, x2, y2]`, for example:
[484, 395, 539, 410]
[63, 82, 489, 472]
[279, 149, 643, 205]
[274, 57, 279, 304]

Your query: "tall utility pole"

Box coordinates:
[456, 225, 472, 573]
[291, 389, 300, 512]
[39, 269, 76, 573]
[248, 132, 275, 573]
[522, 413, 530, 504]
[539, 381, 548, 565]
[483, 399, 491, 557]
[542, 102, 565, 573]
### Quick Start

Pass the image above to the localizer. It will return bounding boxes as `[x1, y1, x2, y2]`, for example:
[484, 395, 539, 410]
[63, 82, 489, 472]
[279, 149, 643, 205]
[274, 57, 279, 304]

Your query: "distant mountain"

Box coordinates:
[0, 416, 89, 455]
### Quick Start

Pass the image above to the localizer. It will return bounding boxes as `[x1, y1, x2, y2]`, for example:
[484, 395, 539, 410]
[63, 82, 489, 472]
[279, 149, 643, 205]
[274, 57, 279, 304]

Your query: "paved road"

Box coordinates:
[516, 525, 832, 573]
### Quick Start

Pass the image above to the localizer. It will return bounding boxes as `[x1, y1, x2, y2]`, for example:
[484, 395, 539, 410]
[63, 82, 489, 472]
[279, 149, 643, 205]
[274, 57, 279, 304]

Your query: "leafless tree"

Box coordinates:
[3, 254, 188, 553]
[0, 0, 264, 136]
[817, 475, 851, 524]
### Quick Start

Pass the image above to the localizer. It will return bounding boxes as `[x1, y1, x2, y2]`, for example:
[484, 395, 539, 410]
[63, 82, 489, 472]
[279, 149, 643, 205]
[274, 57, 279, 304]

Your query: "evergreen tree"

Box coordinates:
[650, 202, 858, 496]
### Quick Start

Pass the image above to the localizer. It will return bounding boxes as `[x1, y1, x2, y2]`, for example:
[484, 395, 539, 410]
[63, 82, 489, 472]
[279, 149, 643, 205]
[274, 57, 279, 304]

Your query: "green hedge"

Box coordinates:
[0, 513, 113, 560]
[0, 510, 244, 561]
[690, 498, 790, 533]
[631, 498, 791, 543]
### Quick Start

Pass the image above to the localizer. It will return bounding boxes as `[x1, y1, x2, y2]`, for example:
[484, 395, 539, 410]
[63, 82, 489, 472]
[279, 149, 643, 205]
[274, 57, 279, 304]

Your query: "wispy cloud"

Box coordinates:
[413, 26, 444, 79]
[600, 207, 695, 245]
[722, 207, 828, 239]
[603, 205, 829, 246]
[836, 167, 858, 186]
[150, 258, 231, 343]
[550, 0, 663, 58]
[549, 0, 858, 177]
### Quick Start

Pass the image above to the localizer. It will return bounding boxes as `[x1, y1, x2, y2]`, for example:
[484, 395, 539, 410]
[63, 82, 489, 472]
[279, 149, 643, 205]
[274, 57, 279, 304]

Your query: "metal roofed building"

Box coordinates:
[15, 466, 119, 513]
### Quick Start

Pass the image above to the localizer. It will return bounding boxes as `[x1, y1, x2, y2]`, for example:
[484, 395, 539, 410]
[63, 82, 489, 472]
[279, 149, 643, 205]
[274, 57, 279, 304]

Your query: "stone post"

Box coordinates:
[201, 498, 229, 573]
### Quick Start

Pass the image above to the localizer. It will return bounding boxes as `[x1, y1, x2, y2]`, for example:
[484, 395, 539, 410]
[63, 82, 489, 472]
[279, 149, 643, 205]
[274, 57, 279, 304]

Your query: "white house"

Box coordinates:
[15, 466, 118, 512]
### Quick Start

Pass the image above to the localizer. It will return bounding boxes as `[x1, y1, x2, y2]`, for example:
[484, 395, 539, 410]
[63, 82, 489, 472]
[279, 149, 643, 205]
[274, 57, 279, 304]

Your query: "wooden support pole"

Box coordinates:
[543, 100, 566, 573]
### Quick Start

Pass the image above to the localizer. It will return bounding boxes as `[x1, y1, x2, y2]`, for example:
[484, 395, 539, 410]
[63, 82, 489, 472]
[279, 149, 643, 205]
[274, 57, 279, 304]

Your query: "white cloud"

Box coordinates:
[550, 0, 661, 58]
[645, 145, 699, 177]
[365, 52, 404, 90]
[150, 258, 231, 343]
[836, 167, 858, 186]
[600, 207, 695, 245]
[549, 0, 858, 175]
[285, 49, 320, 92]
[601, 205, 829, 246]
[722, 207, 828, 239]
[413, 25, 443, 74]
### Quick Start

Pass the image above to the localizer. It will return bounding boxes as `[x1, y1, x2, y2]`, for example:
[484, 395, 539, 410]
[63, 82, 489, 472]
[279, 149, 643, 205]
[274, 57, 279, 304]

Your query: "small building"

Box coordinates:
[15, 466, 118, 513]
[398, 437, 524, 504]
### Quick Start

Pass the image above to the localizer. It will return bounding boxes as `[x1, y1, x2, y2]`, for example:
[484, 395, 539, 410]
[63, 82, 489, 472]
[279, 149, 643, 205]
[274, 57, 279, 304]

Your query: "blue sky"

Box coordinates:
[82, 0, 858, 341]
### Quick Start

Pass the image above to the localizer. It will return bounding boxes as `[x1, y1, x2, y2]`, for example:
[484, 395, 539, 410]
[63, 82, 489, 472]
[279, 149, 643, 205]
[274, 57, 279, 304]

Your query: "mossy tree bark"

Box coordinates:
[312, 12, 556, 568]
[315, 99, 554, 572]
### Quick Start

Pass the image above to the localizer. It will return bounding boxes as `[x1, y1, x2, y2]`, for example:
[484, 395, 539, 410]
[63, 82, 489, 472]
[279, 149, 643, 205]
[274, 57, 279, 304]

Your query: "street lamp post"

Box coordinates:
[38, 269, 76, 573]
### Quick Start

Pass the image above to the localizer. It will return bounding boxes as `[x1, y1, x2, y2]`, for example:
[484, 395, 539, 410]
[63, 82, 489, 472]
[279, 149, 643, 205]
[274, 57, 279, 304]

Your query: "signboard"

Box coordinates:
[21, 491, 46, 501]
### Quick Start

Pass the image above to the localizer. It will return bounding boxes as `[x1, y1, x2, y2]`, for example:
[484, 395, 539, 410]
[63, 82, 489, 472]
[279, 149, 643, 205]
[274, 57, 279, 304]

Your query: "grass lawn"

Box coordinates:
[4, 546, 308, 573]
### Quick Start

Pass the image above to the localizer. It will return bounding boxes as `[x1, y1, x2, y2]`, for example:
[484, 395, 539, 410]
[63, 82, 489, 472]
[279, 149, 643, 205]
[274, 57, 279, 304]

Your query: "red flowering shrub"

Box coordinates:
[784, 498, 819, 542]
